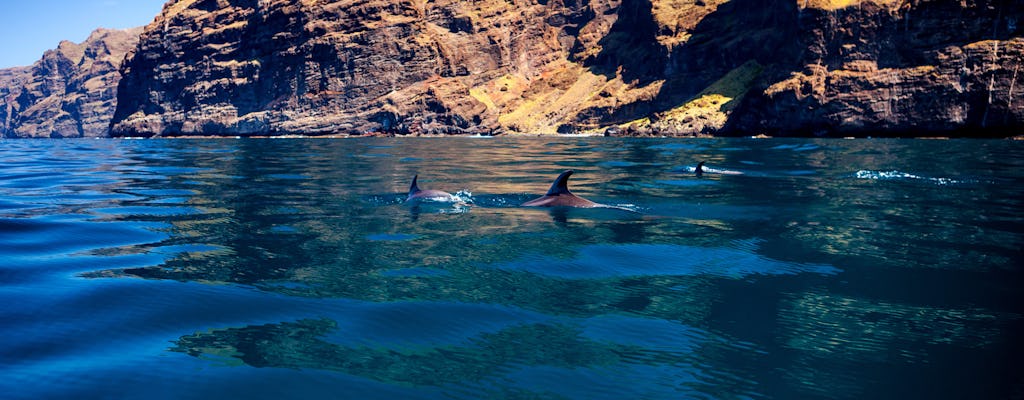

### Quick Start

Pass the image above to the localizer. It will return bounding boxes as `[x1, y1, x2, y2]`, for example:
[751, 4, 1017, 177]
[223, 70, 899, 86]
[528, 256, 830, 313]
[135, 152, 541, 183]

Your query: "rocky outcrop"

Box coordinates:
[730, 0, 1024, 137]
[111, 0, 583, 136]
[108, 0, 1022, 137]
[0, 66, 31, 136]
[0, 28, 142, 138]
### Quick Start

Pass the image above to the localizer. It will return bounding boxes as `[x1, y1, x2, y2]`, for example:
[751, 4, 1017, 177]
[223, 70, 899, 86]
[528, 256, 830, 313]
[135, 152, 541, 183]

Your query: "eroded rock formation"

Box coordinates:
[0, 28, 142, 138]
[734, 0, 1024, 137]
[0, 66, 31, 136]
[36, 0, 1024, 137]
[4, 1, 1018, 138]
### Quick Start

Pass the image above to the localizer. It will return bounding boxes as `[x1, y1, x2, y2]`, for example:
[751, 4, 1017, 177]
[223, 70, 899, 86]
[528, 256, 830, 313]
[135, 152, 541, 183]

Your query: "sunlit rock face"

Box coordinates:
[111, 0, 617, 136]
[109, 0, 1023, 137]
[0, 28, 142, 138]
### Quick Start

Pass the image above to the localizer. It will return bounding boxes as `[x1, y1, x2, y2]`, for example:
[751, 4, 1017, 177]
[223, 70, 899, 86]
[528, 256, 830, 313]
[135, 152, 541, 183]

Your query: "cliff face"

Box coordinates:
[109, 0, 1023, 137]
[112, 0, 604, 136]
[0, 66, 31, 136]
[733, 0, 1024, 137]
[0, 28, 143, 138]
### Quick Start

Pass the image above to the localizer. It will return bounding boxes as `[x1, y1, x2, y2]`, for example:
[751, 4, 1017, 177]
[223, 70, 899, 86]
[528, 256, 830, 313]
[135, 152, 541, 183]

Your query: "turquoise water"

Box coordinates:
[1, 137, 1021, 399]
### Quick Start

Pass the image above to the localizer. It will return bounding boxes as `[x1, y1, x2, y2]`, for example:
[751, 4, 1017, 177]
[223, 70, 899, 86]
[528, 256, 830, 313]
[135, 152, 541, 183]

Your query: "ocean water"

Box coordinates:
[1, 137, 1021, 399]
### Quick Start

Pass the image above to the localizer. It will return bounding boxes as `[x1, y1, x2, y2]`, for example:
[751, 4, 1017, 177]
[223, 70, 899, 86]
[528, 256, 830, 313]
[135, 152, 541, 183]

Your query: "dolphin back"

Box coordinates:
[409, 175, 421, 196]
[546, 170, 574, 196]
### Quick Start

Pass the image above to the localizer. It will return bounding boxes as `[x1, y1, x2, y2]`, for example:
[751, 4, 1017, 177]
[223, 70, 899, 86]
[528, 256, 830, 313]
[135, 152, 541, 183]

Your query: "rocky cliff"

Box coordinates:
[0, 66, 31, 136]
[103, 0, 1022, 137]
[0, 28, 143, 138]
[733, 0, 1024, 137]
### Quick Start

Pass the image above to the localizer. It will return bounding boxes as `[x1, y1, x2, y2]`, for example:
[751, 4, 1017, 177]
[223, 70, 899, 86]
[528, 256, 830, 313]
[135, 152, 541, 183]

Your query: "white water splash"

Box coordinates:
[677, 165, 744, 175]
[854, 170, 963, 185]
[453, 189, 474, 204]
[601, 203, 644, 213]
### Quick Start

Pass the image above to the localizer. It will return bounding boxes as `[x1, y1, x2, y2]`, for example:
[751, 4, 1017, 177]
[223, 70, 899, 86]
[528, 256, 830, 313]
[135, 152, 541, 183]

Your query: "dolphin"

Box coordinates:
[407, 175, 458, 202]
[695, 161, 705, 177]
[521, 170, 602, 208]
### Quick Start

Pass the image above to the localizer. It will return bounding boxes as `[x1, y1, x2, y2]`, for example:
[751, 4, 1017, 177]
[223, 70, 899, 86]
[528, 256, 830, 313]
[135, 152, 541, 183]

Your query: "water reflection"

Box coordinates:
[776, 290, 1023, 399]
[168, 311, 754, 398]
[172, 319, 657, 386]
[5, 138, 1019, 399]
[486, 241, 839, 279]
[781, 291, 1011, 361]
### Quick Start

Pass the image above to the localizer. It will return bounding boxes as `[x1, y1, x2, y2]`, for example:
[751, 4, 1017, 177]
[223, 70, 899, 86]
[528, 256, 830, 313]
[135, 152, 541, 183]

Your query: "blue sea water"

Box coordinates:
[1, 137, 1022, 399]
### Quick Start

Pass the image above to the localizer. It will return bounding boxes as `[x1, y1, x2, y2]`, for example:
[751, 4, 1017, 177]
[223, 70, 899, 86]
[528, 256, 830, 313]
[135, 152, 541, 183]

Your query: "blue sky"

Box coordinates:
[0, 0, 167, 68]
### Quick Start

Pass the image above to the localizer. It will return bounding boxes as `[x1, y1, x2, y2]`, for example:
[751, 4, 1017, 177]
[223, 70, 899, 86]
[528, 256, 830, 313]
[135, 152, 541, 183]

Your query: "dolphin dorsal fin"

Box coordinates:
[546, 170, 574, 196]
[409, 175, 421, 196]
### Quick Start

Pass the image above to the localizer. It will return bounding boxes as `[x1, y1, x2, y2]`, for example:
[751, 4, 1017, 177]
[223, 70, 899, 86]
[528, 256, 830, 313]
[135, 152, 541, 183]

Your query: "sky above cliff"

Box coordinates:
[0, 0, 166, 68]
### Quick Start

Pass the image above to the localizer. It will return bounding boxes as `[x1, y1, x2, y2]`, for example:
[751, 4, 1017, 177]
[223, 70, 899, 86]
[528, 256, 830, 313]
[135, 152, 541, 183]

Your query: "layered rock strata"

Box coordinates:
[732, 0, 1024, 137]
[102, 0, 1023, 137]
[0, 66, 31, 136]
[1, 28, 142, 138]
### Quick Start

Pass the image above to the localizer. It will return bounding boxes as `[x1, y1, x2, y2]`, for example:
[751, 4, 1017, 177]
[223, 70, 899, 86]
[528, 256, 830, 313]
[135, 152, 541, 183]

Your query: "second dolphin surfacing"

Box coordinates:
[407, 175, 458, 202]
[521, 170, 601, 208]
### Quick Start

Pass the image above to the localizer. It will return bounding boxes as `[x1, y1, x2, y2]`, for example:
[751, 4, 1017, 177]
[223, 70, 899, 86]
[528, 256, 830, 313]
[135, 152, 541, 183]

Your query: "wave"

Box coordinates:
[771, 143, 821, 152]
[853, 170, 967, 185]
[674, 165, 746, 175]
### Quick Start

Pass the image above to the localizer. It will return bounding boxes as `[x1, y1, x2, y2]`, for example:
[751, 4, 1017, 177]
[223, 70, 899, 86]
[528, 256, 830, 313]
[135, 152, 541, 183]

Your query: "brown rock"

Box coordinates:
[0, 66, 31, 136]
[733, 1, 1024, 137]
[108, 0, 1023, 137]
[0, 28, 142, 138]
[112, 0, 536, 136]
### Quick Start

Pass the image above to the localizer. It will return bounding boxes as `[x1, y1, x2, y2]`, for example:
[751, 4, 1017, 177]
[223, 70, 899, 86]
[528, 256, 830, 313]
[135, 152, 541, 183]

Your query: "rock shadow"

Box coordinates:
[578, 0, 804, 128]
[580, 0, 667, 86]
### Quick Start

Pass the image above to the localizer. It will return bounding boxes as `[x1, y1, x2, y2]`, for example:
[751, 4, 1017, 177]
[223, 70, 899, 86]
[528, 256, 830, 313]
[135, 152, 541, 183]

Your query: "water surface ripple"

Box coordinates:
[1, 138, 1022, 399]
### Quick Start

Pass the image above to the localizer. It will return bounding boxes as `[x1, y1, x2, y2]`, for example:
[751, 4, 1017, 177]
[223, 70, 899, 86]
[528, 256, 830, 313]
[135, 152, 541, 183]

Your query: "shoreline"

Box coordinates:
[92, 131, 1024, 140]
[17, 134, 1021, 140]
[5, 131, 1024, 140]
